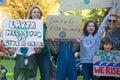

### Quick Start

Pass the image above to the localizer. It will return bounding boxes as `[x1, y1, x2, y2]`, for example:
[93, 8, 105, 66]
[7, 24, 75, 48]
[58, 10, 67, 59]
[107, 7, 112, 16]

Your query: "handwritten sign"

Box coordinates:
[0, 0, 6, 6]
[60, 0, 113, 12]
[46, 15, 82, 39]
[3, 19, 43, 47]
[93, 50, 120, 77]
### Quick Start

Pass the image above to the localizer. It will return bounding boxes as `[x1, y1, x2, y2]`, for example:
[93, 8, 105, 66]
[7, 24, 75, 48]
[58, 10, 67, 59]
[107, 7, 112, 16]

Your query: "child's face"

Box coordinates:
[87, 22, 95, 34]
[103, 43, 112, 52]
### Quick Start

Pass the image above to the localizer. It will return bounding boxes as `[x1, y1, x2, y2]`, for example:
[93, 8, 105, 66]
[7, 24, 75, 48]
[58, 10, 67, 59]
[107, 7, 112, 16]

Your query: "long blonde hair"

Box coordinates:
[27, 5, 43, 19]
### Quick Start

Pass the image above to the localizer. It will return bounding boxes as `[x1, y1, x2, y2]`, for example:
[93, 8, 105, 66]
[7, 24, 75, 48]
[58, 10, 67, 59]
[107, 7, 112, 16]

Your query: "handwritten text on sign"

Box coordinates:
[3, 19, 43, 47]
[47, 15, 82, 39]
[60, 0, 112, 12]
[93, 50, 120, 77]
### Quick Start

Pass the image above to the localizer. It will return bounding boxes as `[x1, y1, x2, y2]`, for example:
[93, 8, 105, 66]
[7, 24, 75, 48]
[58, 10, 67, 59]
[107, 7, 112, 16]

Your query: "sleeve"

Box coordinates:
[97, 13, 110, 38]
[98, 14, 109, 33]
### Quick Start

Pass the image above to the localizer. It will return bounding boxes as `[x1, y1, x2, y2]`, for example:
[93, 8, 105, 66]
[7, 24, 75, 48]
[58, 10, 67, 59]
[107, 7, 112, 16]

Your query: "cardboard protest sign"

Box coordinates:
[46, 15, 82, 39]
[110, 0, 120, 14]
[60, 0, 112, 12]
[0, 0, 6, 6]
[3, 19, 43, 47]
[93, 50, 120, 77]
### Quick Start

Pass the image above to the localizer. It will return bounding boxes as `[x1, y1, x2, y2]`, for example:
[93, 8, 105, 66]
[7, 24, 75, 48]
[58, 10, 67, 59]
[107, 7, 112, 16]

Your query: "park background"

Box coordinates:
[0, 0, 115, 35]
[0, 0, 120, 80]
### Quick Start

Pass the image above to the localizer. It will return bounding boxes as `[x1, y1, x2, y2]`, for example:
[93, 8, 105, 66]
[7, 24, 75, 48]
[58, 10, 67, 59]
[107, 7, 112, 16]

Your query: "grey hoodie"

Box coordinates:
[80, 14, 109, 63]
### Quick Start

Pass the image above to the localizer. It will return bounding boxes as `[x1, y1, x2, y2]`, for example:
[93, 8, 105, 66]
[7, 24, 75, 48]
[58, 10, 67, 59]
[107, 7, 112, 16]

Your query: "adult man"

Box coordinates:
[107, 14, 120, 50]
[107, 14, 120, 80]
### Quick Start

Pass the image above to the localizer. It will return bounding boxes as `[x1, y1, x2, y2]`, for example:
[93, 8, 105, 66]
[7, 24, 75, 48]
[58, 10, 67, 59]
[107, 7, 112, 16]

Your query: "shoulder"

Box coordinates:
[114, 27, 120, 33]
[117, 27, 120, 30]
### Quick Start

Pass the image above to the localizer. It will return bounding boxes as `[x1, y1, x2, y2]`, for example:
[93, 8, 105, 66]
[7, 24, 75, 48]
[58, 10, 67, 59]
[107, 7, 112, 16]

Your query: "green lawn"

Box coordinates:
[0, 59, 82, 80]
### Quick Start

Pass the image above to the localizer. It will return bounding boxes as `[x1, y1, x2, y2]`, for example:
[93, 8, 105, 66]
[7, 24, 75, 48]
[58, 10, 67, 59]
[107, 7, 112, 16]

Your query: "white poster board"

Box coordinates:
[0, 0, 6, 6]
[3, 19, 43, 47]
[47, 15, 82, 39]
[60, 0, 113, 12]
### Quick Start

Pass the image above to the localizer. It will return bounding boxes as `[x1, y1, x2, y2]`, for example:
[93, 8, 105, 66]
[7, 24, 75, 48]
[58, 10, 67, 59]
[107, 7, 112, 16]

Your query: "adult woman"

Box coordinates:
[27, 5, 51, 80]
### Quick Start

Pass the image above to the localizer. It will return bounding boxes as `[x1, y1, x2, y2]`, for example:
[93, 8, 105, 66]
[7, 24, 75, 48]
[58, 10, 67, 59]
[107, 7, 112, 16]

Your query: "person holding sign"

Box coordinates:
[98, 36, 118, 80]
[13, 5, 47, 80]
[54, 39, 79, 80]
[27, 5, 51, 80]
[107, 14, 120, 50]
[106, 11, 120, 80]
[13, 47, 37, 80]
[79, 11, 110, 80]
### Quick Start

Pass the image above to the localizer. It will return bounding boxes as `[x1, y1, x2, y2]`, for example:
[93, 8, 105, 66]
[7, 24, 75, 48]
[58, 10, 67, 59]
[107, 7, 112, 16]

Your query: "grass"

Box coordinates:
[0, 59, 82, 80]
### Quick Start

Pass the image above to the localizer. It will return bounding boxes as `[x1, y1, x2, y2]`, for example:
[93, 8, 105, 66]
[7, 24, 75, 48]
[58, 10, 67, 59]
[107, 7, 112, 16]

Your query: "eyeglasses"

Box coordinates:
[108, 19, 117, 23]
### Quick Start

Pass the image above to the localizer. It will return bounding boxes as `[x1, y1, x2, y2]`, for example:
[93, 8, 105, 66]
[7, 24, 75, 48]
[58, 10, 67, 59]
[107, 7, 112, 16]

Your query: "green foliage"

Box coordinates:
[0, 59, 15, 79]
[0, 0, 59, 21]
[66, 8, 110, 28]
[0, 0, 116, 26]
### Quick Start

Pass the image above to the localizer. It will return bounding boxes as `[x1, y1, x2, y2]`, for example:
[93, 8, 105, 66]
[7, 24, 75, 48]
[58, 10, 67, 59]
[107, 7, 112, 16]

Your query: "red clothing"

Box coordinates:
[0, 42, 6, 53]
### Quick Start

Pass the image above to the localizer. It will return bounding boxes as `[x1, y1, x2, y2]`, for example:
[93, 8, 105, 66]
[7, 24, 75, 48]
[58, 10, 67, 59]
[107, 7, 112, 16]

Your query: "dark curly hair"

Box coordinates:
[83, 19, 98, 36]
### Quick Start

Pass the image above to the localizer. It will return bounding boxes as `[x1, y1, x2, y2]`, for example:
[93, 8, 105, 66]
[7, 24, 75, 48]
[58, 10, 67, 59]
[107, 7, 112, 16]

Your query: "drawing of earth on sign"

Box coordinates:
[84, 0, 90, 4]
[59, 31, 66, 38]
[15, 28, 29, 41]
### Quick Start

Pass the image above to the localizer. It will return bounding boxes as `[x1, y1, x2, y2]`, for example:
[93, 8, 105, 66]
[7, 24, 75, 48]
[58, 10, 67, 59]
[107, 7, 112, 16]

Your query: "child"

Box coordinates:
[80, 14, 109, 80]
[98, 36, 118, 80]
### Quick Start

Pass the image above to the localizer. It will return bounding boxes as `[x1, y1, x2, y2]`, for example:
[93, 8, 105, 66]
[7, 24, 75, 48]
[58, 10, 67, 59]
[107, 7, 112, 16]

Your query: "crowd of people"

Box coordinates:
[0, 3, 120, 80]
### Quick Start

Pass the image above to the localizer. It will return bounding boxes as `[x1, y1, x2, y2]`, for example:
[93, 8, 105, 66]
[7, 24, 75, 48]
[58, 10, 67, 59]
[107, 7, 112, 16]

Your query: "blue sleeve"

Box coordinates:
[98, 14, 109, 32]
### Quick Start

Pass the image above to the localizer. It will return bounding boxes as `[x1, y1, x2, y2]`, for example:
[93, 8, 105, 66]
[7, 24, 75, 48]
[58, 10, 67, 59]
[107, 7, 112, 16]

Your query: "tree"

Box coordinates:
[65, 8, 110, 27]
[0, 0, 59, 21]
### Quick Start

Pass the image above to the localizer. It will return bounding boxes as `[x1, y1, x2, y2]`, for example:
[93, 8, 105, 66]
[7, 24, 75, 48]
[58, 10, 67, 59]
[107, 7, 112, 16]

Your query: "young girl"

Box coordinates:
[80, 13, 109, 80]
[98, 36, 118, 80]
